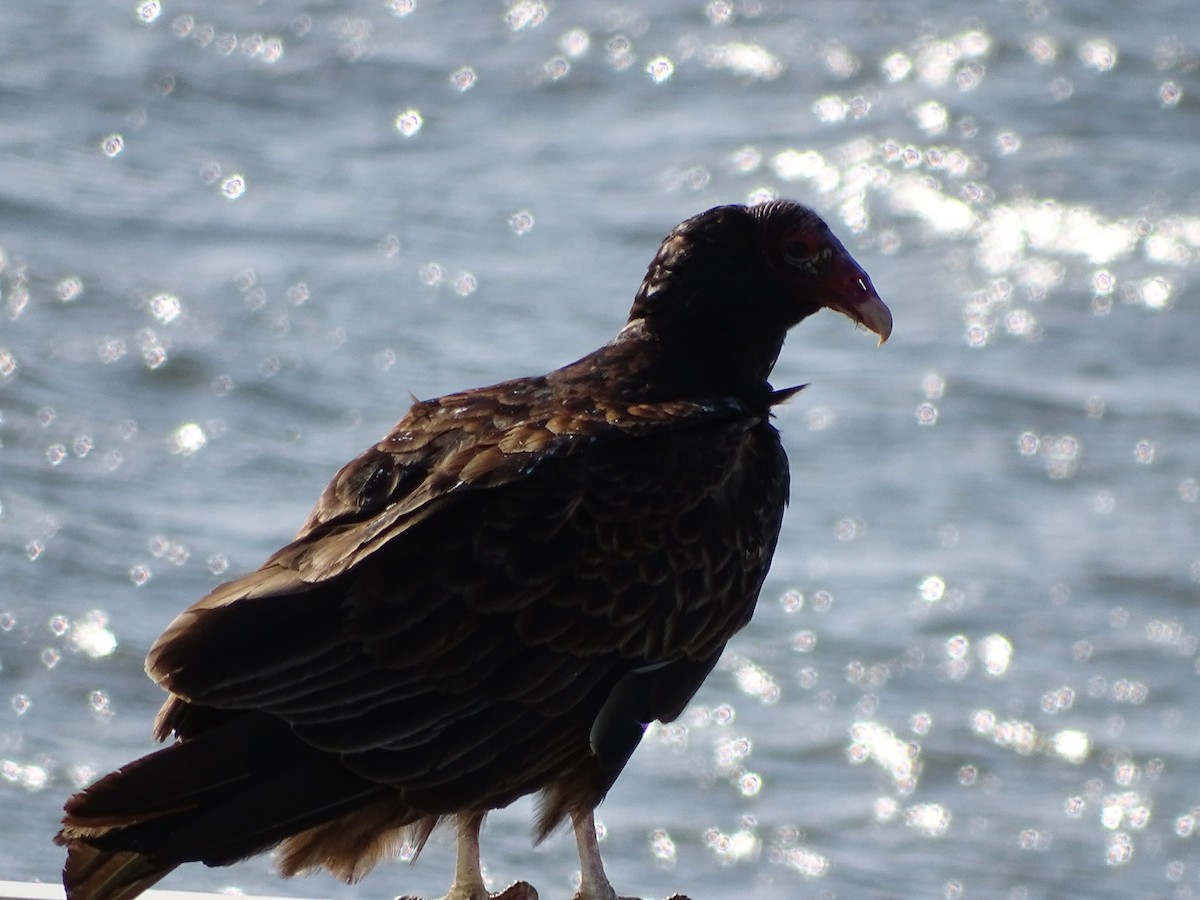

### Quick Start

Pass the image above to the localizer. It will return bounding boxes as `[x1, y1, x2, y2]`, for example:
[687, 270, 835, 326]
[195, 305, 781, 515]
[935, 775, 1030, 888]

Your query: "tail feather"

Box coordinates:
[60, 843, 172, 900]
[56, 710, 397, 900]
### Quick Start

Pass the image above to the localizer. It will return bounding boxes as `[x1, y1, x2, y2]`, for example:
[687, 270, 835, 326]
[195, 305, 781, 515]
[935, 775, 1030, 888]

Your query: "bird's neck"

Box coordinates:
[600, 318, 781, 410]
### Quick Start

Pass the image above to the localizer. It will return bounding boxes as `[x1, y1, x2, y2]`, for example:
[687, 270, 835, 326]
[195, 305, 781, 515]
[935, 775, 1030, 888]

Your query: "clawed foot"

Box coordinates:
[397, 881, 539, 900]
[493, 884, 539, 900]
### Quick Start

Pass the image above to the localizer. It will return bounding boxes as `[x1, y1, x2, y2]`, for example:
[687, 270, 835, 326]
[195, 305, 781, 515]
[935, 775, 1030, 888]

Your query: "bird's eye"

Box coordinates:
[783, 239, 812, 261]
[779, 229, 829, 273]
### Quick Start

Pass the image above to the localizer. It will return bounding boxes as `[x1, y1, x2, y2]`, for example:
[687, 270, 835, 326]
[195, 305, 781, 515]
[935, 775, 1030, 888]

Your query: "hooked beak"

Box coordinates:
[824, 245, 892, 345]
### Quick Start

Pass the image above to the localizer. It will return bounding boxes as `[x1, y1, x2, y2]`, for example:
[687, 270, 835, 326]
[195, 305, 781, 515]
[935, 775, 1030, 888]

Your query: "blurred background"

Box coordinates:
[1, 2, 1198, 898]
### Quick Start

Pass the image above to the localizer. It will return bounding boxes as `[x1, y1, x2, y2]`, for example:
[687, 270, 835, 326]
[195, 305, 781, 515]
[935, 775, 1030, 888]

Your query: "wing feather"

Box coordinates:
[144, 379, 786, 816]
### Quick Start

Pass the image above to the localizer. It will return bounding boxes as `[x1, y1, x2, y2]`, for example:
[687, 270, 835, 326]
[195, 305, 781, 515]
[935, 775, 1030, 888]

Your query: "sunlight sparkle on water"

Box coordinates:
[171, 422, 207, 455]
[772, 844, 828, 878]
[790, 630, 817, 655]
[874, 796, 899, 822]
[149, 535, 190, 565]
[1, 759, 48, 791]
[0, 347, 17, 378]
[813, 95, 848, 123]
[1018, 433, 1081, 480]
[1041, 686, 1075, 714]
[771, 149, 840, 197]
[286, 282, 310, 305]
[214, 33, 237, 57]
[705, 827, 761, 865]
[100, 134, 125, 158]
[702, 43, 782, 80]
[559, 28, 589, 58]
[534, 57, 567, 83]
[881, 50, 912, 82]
[451, 273, 478, 297]
[90, 690, 113, 718]
[1026, 34, 1058, 64]
[149, 292, 182, 324]
[821, 41, 860, 78]
[714, 735, 751, 769]
[604, 36, 632, 72]
[910, 30, 990, 87]
[972, 710, 1062, 758]
[450, 66, 477, 92]
[1052, 730, 1090, 764]
[394, 109, 423, 138]
[906, 803, 951, 838]
[1079, 38, 1118, 72]
[136, 1, 162, 25]
[1135, 276, 1172, 309]
[1175, 814, 1196, 837]
[744, 187, 776, 206]
[650, 830, 676, 867]
[505, 1, 547, 31]
[733, 658, 778, 703]
[706, 1, 733, 26]
[1018, 828, 1052, 852]
[887, 175, 974, 235]
[1101, 791, 1150, 833]
[646, 56, 674, 84]
[508, 211, 535, 236]
[220, 174, 246, 200]
[419, 262, 444, 286]
[1049, 76, 1074, 102]
[848, 721, 921, 791]
[979, 633, 1013, 676]
[1144, 216, 1200, 264]
[738, 772, 763, 796]
[1133, 440, 1156, 464]
[945, 634, 970, 663]
[780, 590, 803, 613]
[912, 101, 948, 135]
[57, 276, 83, 302]
[70, 611, 118, 658]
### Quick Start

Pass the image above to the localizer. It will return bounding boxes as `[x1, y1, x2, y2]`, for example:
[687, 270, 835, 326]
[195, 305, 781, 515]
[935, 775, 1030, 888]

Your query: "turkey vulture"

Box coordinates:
[57, 200, 890, 900]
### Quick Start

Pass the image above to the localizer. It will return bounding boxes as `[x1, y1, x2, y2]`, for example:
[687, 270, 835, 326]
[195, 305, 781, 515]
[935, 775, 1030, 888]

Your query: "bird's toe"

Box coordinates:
[396, 881, 538, 900]
[493, 881, 539, 900]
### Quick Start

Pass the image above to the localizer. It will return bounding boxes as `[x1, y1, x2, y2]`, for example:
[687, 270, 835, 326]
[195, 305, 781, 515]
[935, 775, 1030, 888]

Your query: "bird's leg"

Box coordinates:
[396, 813, 538, 900]
[570, 812, 694, 900]
[571, 810, 628, 900]
[448, 812, 488, 900]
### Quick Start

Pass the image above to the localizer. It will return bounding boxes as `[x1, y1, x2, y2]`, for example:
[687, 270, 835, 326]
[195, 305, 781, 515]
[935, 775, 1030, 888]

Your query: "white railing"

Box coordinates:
[0, 883, 311, 900]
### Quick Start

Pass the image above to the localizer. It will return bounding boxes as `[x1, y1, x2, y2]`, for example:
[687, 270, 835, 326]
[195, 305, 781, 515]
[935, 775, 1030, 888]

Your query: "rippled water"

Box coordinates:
[2, 3, 1198, 899]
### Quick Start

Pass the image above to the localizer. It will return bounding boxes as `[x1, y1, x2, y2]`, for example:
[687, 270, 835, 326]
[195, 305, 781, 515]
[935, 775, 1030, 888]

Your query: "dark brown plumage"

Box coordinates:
[56, 200, 891, 900]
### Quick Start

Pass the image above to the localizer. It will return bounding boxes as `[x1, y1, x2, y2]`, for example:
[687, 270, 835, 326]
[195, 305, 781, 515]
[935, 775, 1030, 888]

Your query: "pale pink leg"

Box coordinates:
[396, 813, 539, 900]
[572, 811, 619, 900]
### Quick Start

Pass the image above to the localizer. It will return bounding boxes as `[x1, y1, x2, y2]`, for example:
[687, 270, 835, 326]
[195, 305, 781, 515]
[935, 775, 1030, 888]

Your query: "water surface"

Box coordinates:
[2, 3, 1198, 899]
